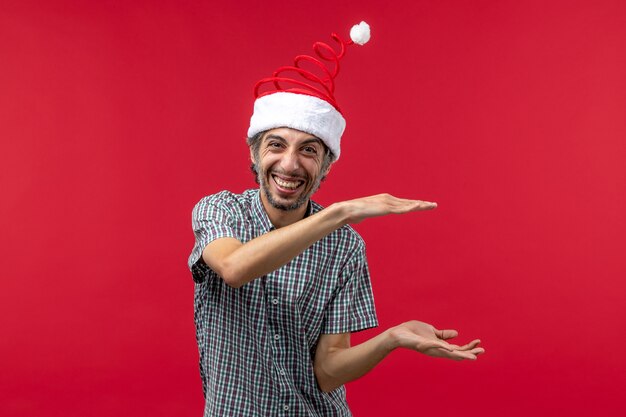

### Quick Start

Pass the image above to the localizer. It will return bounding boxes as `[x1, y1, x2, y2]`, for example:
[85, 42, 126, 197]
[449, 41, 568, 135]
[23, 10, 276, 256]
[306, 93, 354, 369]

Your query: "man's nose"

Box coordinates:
[280, 150, 300, 172]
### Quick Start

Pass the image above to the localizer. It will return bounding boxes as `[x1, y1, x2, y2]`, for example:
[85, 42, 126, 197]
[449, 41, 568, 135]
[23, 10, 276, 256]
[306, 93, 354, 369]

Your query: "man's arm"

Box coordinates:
[202, 194, 436, 288]
[314, 321, 485, 392]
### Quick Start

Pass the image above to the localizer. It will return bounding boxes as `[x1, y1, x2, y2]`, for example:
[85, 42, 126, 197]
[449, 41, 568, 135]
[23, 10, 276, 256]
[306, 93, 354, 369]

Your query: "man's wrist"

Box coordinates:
[325, 201, 351, 227]
[379, 328, 400, 354]
[383, 326, 408, 353]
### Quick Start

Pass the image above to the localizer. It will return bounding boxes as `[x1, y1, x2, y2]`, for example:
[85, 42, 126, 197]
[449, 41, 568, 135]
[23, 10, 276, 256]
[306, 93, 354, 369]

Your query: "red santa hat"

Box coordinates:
[247, 21, 371, 160]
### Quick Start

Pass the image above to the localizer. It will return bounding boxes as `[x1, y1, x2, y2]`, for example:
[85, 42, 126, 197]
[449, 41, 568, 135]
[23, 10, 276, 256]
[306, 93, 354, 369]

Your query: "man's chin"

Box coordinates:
[264, 187, 307, 211]
[271, 197, 306, 212]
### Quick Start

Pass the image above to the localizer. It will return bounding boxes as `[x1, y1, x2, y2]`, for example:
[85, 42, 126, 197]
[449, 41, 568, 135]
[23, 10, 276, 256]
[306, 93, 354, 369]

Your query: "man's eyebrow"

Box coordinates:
[264, 135, 322, 147]
[300, 138, 324, 146]
[264, 134, 287, 143]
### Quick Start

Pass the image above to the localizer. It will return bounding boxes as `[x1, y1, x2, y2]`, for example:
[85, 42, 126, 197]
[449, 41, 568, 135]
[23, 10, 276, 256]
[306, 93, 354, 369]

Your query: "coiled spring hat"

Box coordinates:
[247, 21, 371, 161]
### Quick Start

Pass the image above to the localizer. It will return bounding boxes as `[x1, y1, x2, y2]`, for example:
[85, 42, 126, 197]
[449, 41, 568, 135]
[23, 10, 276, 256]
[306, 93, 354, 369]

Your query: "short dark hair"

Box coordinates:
[247, 130, 336, 183]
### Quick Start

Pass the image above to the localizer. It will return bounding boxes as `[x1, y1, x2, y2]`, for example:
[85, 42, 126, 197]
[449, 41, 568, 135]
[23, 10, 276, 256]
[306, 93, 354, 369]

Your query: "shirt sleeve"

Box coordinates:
[320, 242, 378, 334]
[188, 195, 239, 283]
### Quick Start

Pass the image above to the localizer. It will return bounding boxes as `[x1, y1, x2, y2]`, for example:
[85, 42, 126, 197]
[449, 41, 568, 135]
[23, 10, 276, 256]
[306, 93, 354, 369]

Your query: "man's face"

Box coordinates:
[252, 127, 329, 211]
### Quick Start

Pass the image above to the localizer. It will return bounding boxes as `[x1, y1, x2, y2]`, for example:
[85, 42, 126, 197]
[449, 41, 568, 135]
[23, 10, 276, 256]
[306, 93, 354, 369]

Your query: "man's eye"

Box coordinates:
[303, 146, 317, 154]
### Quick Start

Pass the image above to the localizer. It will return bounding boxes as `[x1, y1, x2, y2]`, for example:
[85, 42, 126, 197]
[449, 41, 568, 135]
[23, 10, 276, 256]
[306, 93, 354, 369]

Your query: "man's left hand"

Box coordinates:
[387, 320, 485, 361]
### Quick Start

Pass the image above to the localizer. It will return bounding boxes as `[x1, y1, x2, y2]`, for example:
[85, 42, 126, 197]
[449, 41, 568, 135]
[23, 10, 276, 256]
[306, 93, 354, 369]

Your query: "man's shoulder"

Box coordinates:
[196, 189, 256, 207]
[335, 223, 366, 253]
[192, 189, 257, 217]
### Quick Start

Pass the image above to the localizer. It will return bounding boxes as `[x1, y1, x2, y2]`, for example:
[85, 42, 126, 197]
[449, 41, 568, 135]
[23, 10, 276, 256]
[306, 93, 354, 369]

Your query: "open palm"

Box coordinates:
[389, 320, 484, 361]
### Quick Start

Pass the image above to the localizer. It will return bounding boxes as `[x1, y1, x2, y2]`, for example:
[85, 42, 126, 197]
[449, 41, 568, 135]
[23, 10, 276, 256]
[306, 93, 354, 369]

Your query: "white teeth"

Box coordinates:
[274, 176, 302, 189]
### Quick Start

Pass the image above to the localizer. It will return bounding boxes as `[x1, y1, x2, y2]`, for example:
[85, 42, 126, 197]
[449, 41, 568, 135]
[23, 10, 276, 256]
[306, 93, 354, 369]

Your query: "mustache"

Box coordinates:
[269, 169, 308, 181]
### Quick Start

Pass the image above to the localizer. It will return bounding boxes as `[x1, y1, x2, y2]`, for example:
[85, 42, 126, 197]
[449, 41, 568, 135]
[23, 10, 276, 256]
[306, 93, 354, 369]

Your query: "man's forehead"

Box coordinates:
[262, 128, 323, 145]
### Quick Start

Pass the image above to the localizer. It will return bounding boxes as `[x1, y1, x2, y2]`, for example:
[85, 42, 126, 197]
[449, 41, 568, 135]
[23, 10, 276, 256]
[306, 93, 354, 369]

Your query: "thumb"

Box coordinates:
[419, 338, 454, 352]
[435, 328, 459, 340]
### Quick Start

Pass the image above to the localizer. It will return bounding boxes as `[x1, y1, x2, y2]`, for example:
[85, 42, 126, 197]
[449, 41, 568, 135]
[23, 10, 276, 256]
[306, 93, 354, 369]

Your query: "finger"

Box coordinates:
[457, 339, 481, 351]
[387, 199, 428, 210]
[378, 194, 417, 205]
[427, 347, 470, 361]
[387, 197, 437, 212]
[435, 328, 459, 340]
[405, 200, 437, 211]
[418, 201, 437, 210]
[453, 346, 485, 359]
[422, 339, 454, 352]
[381, 194, 424, 204]
[388, 202, 421, 214]
[448, 350, 478, 361]
[470, 347, 485, 356]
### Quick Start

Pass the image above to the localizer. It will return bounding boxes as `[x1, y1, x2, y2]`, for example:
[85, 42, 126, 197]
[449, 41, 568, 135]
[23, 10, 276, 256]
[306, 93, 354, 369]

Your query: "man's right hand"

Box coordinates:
[332, 193, 437, 225]
[204, 193, 437, 288]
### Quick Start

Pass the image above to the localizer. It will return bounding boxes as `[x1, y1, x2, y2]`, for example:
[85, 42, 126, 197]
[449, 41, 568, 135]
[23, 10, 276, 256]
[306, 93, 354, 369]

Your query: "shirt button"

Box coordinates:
[272, 298, 279, 305]
[279, 369, 286, 376]
[274, 334, 280, 340]
[283, 405, 290, 411]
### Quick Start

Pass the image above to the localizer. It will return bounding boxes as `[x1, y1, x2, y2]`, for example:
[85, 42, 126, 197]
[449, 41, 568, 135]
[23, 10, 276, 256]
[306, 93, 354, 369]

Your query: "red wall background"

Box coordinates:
[2, 1, 625, 416]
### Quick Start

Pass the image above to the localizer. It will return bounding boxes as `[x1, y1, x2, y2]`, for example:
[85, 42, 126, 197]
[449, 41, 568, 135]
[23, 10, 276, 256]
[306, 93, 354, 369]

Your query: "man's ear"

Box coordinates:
[321, 163, 332, 180]
[250, 148, 256, 164]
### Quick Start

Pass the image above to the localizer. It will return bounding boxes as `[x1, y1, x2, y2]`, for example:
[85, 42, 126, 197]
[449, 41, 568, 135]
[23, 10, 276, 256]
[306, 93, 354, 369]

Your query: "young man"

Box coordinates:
[188, 22, 484, 416]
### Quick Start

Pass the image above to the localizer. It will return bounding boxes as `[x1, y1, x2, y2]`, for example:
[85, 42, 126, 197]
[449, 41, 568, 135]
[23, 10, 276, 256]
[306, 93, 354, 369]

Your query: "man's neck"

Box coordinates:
[260, 193, 309, 229]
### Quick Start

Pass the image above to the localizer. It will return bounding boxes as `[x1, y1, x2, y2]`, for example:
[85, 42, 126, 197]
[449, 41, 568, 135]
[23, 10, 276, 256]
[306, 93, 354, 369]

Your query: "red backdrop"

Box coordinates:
[2, 0, 625, 416]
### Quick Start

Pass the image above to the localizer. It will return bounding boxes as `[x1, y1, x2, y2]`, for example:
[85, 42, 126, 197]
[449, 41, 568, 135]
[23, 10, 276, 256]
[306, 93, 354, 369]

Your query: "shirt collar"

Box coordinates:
[251, 189, 313, 232]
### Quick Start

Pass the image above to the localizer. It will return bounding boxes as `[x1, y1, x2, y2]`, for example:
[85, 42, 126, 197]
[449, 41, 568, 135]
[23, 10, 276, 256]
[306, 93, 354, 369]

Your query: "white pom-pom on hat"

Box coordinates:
[350, 21, 371, 45]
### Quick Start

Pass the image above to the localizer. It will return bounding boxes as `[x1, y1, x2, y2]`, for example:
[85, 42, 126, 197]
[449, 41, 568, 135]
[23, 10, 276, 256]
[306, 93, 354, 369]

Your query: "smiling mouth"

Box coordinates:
[272, 174, 304, 190]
